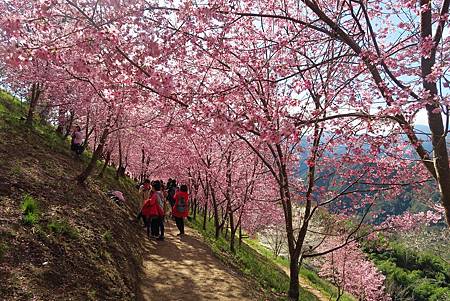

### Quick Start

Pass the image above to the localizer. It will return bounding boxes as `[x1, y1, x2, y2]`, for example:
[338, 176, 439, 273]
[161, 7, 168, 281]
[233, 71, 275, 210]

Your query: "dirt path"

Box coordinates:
[137, 221, 257, 301]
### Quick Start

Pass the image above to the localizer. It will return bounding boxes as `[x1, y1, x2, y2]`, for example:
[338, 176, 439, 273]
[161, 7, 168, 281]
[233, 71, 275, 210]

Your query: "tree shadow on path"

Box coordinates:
[137, 221, 255, 301]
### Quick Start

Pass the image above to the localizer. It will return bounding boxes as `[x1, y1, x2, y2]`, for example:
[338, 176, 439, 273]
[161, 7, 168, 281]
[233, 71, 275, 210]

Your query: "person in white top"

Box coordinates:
[71, 126, 84, 155]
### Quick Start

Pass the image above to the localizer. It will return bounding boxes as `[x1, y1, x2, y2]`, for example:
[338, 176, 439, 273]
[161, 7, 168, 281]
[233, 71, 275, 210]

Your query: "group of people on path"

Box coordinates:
[138, 178, 189, 240]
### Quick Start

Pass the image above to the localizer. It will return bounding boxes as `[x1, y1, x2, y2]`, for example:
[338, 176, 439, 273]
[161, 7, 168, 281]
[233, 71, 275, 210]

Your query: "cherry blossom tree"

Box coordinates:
[2, 2, 449, 301]
[319, 240, 391, 301]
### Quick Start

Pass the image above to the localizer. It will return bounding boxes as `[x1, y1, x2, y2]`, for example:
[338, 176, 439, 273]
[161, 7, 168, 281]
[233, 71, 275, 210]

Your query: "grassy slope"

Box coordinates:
[188, 215, 319, 301]
[0, 91, 145, 300]
[245, 239, 356, 301]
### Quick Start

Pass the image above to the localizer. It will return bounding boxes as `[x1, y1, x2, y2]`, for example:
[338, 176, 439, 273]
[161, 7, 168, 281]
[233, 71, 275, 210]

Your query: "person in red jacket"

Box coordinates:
[172, 184, 189, 236]
[141, 181, 165, 239]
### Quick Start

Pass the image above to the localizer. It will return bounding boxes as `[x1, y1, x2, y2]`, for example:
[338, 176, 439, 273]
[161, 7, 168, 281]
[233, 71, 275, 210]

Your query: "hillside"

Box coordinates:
[0, 92, 145, 300]
[0, 91, 304, 301]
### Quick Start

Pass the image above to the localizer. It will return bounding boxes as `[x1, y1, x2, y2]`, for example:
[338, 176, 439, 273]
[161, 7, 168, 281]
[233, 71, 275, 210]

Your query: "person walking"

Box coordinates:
[140, 179, 152, 201]
[151, 180, 166, 240]
[70, 126, 84, 155]
[141, 182, 164, 239]
[136, 179, 152, 226]
[167, 179, 177, 207]
[172, 184, 189, 236]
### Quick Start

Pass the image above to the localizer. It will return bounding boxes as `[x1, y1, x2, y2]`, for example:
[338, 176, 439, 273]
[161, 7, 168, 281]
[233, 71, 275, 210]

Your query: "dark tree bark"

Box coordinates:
[77, 128, 109, 184]
[98, 150, 112, 178]
[199, 173, 210, 231]
[238, 224, 242, 247]
[420, 0, 450, 224]
[116, 136, 125, 178]
[63, 110, 75, 140]
[26, 83, 41, 127]
[211, 185, 222, 239]
[56, 108, 66, 136]
[203, 200, 208, 231]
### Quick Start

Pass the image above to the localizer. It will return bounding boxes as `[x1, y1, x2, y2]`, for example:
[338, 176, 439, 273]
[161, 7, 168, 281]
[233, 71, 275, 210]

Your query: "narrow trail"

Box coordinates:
[137, 221, 256, 301]
[279, 266, 329, 301]
[250, 247, 329, 301]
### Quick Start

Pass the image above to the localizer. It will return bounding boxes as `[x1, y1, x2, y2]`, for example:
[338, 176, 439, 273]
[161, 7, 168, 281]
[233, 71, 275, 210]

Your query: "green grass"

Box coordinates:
[87, 289, 97, 300]
[188, 215, 318, 301]
[0, 89, 25, 117]
[47, 219, 79, 239]
[20, 194, 40, 226]
[246, 238, 356, 301]
[102, 230, 112, 242]
[0, 242, 8, 259]
[10, 163, 22, 176]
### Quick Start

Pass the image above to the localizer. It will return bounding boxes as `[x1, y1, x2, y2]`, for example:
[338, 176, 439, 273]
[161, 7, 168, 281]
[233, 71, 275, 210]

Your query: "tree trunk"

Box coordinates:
[140, 146, 145, 183]
[26, 83, 41, 127]
[193, 197, 197, 220]
[238, 224, 242, 247]
[116, 136, 126, 178]
[211, 186, 221, 239]
[98, 150, 111, 178]
[56, 107, 66, 136]
[200, 174, 210, 231]
[63, 110, 75, 139]
[77, 128, 109, 184]
[84, 109, 90, 146]
[203, 201, 208, 231]
[287, 256, 300, 301]
[224, 217, 229, 239]
[420, 0, 450, 224]
[229, 210, 236, 253]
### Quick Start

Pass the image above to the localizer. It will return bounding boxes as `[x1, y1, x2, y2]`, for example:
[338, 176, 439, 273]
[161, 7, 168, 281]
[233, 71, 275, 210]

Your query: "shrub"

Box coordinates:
[367, 242, 450, 301]
[47, 219, 78, 239]
[0, 243, 8, 259]
[21, 194, 39, 225]
[102, 230, 112, 242]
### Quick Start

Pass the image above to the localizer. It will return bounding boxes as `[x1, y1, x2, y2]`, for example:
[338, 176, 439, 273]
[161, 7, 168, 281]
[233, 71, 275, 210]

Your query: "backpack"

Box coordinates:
[176, 194, 187, 213]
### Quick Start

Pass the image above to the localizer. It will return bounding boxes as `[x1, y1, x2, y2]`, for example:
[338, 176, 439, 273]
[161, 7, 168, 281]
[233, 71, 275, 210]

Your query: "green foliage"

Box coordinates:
[0, 89, 25, 117]
[102, 230, 112, 242]
[188, 216, 318, 301]
[20, 194, 40, 225]
[47, 219, 79, 239]
[0, 89, 71, 155]
[367, 242, 450, 301]
[87, 289, 97, 300]
[10, 163, 22, 176]
[245, 238, 355, 301]
[0, 242, 8, 259]
[300, 268, 356, 301]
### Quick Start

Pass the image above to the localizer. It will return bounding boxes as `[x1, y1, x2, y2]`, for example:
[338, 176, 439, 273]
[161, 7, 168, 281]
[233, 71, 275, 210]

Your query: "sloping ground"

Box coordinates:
[0, 93, 285, 301]
[138, 222, 264, 301]
[0, 94, 144, 300]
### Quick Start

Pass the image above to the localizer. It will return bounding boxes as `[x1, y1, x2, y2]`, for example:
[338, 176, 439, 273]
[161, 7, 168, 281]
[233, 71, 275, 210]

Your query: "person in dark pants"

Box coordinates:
[172, 184, 189, 236]
[150, 216, 159, 237]
[141, 181, 164, 239]
[166, 179, 177, 207]
[137, 179, 152, 227]
[70, 126, 84, 155]
[152, 180, 166, 240]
